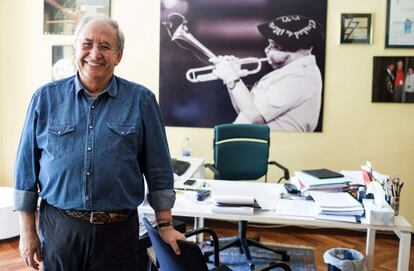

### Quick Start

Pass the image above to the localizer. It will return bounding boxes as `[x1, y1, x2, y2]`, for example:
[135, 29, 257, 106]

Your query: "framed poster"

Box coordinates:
[371, 56, 414, 103]
[52, 45, 76, 80]
[385, 0, 414, 48]
[340, 13, 372, 44]
[44, 0, 111, 35]
[159, 0, 327, 132]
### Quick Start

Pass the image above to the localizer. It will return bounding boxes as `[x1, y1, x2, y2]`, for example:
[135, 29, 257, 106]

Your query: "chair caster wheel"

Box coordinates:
[282, 254, 290, 262]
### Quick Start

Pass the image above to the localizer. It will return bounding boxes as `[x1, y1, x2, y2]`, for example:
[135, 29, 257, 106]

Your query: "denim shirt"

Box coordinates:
[14, 75, 175, 212]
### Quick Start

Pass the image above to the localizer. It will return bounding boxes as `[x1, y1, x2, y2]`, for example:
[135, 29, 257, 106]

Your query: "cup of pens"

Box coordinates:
[386, 177, 404, 216]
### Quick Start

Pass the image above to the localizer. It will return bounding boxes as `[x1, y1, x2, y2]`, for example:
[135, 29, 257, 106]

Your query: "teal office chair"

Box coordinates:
[204, 124, 290, 269]
[143, 217, 291, 271]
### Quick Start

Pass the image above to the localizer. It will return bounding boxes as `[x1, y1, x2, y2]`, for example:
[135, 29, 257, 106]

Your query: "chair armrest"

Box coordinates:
[255, 261, 291, 271]
[184, 227, 220, 267]
[268, 161, 290, 183]
[204, 163, 221, 179]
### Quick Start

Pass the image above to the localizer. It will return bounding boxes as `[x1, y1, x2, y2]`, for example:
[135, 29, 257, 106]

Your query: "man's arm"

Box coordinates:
[155, 209, 186, 255]
[19, 211, 42, 270]
[213, 57, 265, 123]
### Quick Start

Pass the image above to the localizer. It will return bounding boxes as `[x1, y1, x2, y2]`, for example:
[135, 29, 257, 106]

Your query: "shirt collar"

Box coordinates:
[74, 73, 118, 98]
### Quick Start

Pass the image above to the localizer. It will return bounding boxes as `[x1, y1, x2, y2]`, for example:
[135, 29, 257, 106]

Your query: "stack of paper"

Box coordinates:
[310, 191, 364, 219]
[211, 196, 260, 215]
[292, 171, 349, 192]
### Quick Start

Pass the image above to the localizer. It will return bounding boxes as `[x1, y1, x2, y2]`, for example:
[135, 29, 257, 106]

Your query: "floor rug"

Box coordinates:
[201, 242, 315, 271]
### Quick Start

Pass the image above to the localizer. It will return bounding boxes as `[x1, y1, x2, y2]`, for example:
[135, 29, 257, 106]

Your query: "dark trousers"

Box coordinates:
[38, 201, 139, 271]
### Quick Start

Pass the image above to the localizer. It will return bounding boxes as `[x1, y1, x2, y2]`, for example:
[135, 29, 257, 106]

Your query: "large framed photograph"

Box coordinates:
[44, 0, 111, 35]
[385, 0, 414, 48]
[51, 45, 76, 81]
[372, 56, 414, 103]
[340, 13, 372, 44]
[159, 0, 327, 132]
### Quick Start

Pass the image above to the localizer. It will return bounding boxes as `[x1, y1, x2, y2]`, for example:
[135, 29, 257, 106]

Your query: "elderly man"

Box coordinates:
[14, 15, 185, 270]
[214, 15, 323, 132]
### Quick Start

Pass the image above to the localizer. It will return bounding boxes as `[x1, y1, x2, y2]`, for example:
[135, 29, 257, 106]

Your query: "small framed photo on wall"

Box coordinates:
[386, 0, 414, 48]
[52, 45, 76, 81]
[340, 13, 372, 44]
[44, 0, 111, 35]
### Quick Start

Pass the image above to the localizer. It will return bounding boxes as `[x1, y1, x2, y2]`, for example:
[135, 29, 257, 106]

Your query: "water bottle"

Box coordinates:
[181, 137, 191, 156]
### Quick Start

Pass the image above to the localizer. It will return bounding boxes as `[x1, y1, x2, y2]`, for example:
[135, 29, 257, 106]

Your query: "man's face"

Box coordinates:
[389, 64, 395, 71]
[73, 20, 123, 87]
[264, 40, 290, 69]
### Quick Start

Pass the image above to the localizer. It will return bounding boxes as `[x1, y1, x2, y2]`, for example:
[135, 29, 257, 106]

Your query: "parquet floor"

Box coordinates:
[0, 220, 412, 270]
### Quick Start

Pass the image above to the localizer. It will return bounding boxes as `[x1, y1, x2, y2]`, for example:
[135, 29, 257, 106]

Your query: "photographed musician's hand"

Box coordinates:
[211, 55, 241, 84]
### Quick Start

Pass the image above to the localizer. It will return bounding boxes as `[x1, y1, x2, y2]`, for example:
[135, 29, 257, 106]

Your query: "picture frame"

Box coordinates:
[385, 0, 414, 48]
[371, 56, 414, 103]
[340, 13, 372, 44]
[44, 0, 111, 35]
[51, 45, 76, 81]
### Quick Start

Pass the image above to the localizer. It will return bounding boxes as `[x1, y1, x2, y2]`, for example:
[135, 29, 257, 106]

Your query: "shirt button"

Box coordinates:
[86, 171, 91, 176]
[91, 105, 95, 109]
[58, 131, 61, 135]
[87, 147, 92, 151]
[89, 125, 93, 129]
[86, 196, 90, 200]
[121, 131, 125, 135]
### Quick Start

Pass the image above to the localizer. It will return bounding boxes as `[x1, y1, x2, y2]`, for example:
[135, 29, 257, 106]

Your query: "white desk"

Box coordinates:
[139, 179, 412, 271]
[0, 187, 20, 240]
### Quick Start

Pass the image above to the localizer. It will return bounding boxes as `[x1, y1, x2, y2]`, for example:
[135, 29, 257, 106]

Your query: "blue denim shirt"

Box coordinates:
[14, 74, 175, 212]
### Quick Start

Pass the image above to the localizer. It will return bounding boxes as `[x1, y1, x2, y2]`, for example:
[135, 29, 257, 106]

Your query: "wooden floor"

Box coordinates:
[0, 220, 412, 270]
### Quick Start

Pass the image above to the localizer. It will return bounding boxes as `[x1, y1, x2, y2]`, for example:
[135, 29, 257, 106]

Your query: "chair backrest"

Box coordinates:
[143, 217, 208, 271]
[213, 124, 270, 180]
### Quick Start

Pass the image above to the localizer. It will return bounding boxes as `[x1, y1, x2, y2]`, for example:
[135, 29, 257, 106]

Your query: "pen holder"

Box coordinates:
[390, 196, 400, 216]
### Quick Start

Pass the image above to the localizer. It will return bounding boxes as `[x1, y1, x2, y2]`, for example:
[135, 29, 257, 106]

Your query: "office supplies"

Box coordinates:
[171, 158, 191, 176]
[196, 189, 210, 201]
[183, 179, 196, 186]
[302, 168, 344, 179]
[213, 195, 261, 209]
[284, 183, 300, 194]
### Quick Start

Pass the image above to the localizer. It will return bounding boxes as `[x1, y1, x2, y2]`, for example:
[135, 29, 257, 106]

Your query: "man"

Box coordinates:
[14, 15, 185, 271]
[385, 62, 395, 102]
[394, 60, 404, 102]
[404, 67, 414, 102]
[213, 15, 323, 132]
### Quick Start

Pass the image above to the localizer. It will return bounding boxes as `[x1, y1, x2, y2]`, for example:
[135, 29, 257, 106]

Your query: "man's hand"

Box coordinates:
[158, 226, 186, 255]
[211, 55, 240, 84]
[19, 211, 42, 270]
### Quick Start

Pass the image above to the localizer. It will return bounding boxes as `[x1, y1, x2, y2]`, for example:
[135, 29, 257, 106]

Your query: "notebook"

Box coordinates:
[302, 168, 344, 179]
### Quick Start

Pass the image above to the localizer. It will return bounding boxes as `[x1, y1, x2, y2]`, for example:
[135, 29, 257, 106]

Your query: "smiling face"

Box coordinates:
[73, 19, 123, 92]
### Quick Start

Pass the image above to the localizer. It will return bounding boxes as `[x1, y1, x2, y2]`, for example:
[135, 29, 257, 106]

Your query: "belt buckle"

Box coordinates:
[90, 211, 106, 224]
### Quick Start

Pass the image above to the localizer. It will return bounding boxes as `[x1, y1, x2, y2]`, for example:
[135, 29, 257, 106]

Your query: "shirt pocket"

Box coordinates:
[47, 124, 75, 158]
[107, 123, 136, 158]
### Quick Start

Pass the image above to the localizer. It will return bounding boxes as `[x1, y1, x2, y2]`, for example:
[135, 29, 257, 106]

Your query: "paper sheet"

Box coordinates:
[275, 199, 317, 217]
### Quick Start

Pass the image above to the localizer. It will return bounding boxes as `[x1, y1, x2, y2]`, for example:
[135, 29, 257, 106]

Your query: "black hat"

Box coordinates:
[257, 15, 322, 52]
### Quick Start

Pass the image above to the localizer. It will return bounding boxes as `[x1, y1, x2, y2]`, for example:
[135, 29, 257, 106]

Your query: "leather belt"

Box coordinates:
[64, 210, 132, 224]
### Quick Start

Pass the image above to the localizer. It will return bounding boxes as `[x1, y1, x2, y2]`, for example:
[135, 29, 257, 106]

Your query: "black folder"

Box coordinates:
[302, 168, 344, 179]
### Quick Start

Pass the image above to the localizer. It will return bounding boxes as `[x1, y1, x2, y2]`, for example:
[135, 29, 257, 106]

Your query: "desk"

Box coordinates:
[139, 179, 412, 271]
[0, 187, 19, 240]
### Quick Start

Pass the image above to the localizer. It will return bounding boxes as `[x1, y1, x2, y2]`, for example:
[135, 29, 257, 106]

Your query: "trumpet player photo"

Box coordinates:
[159, 0, 327, 132]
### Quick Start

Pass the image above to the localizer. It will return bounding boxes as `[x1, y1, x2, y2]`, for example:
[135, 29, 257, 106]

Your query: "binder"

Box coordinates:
[302, 168, 344, 179]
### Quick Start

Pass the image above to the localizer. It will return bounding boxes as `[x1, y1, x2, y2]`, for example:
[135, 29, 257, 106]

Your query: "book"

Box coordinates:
[302, 168, 344, 179]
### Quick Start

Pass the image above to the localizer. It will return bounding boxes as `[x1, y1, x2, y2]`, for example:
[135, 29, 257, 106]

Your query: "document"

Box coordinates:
[211, 206, 254, 215]
[274, 199, 318, 218]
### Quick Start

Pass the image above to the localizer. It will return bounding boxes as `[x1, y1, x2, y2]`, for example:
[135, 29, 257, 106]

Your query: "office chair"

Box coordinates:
[143, 217, 291, 271]
[204, 124, 290, 269]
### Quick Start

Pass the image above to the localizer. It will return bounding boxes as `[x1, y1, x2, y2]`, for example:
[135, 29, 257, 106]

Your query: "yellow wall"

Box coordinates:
[1, 0, 413, 226]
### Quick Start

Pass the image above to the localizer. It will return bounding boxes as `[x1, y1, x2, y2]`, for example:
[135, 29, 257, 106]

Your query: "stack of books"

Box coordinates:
[310, 191, 364, 223]
[291, 169, 349, 192]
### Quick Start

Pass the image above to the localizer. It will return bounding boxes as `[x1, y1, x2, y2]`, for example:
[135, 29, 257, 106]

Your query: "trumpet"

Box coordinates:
[164, 13, 267, 83]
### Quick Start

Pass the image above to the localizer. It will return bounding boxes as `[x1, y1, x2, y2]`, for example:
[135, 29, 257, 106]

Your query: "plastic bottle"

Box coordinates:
[181, 137, 191, 156]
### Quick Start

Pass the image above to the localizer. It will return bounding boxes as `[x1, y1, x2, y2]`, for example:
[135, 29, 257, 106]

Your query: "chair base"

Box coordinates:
[205, 236, 290, 270]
